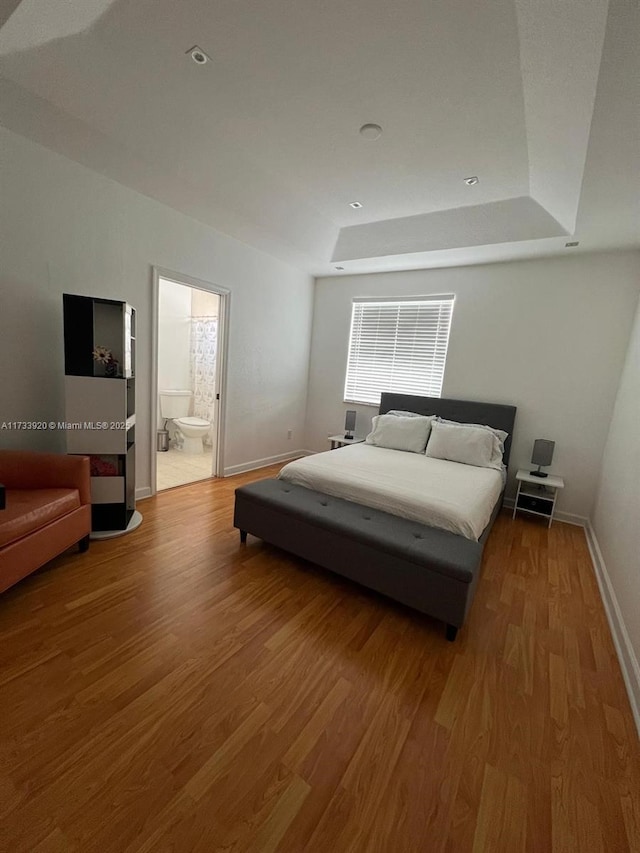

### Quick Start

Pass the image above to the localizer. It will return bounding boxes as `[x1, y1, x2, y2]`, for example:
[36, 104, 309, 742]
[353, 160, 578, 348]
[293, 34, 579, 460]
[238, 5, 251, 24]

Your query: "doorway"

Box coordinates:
[151, 269, 229, 493]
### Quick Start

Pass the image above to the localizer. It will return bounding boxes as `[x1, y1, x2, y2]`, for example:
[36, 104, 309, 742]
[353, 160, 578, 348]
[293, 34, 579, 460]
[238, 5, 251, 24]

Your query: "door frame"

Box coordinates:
[150, 266, 231, 495]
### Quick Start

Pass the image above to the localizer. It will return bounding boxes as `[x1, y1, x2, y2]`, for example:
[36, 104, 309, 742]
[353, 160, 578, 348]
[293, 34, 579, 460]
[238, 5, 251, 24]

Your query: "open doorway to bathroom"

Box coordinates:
[152, 271, 229, 493]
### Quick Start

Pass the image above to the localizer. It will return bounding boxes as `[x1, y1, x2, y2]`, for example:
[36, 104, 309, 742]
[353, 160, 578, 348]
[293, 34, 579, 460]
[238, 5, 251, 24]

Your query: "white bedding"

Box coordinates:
[278, 443, 504, 541]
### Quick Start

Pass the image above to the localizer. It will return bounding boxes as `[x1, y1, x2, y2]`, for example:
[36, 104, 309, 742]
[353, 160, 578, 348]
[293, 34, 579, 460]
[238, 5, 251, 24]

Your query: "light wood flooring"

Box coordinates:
[1, 465, 639, 852]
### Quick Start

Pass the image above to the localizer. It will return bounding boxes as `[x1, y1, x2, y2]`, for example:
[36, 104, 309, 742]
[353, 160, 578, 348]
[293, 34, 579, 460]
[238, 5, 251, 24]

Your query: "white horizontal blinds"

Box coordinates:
[344, 296, 454, 405]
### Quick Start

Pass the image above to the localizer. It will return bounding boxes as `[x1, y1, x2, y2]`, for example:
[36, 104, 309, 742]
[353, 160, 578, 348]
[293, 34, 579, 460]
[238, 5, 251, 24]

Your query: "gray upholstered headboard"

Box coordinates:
[379, 393, 517, 468]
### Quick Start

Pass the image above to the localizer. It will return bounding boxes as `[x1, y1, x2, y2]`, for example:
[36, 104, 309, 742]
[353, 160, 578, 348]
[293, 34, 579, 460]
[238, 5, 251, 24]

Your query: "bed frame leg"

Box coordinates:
[239, 530, 247, 544]
[445, 624, 458, 642]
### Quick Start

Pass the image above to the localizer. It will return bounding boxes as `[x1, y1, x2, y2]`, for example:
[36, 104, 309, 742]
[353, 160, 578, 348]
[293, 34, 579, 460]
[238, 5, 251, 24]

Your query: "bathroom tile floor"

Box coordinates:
[156, 447, 214, 491]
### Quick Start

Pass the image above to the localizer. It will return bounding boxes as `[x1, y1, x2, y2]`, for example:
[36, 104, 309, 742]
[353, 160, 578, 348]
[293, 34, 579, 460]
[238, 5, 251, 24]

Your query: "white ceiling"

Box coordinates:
[0, 0, 637, 276]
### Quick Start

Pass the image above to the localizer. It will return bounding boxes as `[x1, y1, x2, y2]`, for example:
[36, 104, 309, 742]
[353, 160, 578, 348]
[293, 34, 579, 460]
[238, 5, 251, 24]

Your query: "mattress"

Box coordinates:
[278, 443, 504, 541]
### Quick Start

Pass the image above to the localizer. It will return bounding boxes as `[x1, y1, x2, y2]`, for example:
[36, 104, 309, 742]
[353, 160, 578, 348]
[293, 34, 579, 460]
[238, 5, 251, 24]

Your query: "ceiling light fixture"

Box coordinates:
[349, 201, 363, 209]
[565, 241, 580, 247]
[359, 123, 382, 141]
[188, 45, 209, 65]
[464, 176, 479, 186]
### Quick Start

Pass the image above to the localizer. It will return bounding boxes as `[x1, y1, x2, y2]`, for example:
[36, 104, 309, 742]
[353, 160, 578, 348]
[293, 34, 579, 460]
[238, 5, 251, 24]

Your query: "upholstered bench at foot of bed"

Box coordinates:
[233, 479, 485, 641]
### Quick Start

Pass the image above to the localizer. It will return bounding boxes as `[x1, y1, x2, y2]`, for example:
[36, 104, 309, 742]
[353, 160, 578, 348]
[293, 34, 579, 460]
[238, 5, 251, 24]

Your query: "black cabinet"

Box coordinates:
[63, 294, 135, 379]
[516, 493, 554, 516]
[63, 294, 137, 532]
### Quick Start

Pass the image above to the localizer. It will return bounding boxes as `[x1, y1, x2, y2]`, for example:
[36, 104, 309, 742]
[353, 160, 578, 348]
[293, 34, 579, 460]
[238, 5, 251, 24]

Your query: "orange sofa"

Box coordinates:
[0, 450, 91, 594]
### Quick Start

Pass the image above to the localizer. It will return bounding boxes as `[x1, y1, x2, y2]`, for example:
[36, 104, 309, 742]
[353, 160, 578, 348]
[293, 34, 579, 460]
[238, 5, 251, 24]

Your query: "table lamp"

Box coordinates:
[531, 439, 555, 478]
[344, 410, 356, 440]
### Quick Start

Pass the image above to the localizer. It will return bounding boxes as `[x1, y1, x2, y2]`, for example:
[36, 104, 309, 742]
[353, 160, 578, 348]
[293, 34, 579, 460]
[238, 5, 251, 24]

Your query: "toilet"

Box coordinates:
[159, 390, 211, 454]
[174, 416, 211, 453]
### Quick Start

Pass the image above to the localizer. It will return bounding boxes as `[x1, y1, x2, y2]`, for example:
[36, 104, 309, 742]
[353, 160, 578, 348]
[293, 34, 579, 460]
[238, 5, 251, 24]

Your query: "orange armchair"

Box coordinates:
[0, 450, 91, 594]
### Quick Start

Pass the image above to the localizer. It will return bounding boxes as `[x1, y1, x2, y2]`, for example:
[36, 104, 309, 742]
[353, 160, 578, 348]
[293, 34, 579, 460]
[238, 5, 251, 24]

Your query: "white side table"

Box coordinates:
[328, 435, 365, 450]
[513, 469, 564, 528]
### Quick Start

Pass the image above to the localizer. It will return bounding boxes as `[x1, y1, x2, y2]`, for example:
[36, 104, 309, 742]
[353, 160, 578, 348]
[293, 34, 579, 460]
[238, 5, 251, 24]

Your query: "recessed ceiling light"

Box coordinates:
[187, 45, 209, 65]
[359, 123, 382, 141]
[335, 266, 345, 271]
[464, 176, 479, 186]
[349, 201, 363, 209]
[565, 241, 580, 247]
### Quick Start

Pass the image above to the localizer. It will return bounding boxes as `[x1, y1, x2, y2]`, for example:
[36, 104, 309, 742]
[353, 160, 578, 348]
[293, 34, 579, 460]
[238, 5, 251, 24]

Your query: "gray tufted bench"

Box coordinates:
[233, 478, 489, 640]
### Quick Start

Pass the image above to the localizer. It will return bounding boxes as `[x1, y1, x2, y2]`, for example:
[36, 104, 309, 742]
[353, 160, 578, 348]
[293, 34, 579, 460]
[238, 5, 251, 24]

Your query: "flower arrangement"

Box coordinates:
[89, 455, 119, 476]
[92, 345, 120, 377]
[92, 345, 111, 364]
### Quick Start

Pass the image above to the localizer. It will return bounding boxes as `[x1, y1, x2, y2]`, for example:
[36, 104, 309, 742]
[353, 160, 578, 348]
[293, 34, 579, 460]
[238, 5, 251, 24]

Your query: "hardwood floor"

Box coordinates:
[0, 465, 638, 852]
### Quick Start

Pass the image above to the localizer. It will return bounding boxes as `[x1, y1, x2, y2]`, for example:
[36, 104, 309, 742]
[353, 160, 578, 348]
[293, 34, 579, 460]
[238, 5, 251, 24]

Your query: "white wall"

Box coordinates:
[158, 279, 192, 395]
[592, 294, 640, 723]
[307, 252, 640, 519]
[0, 127, 314, 490]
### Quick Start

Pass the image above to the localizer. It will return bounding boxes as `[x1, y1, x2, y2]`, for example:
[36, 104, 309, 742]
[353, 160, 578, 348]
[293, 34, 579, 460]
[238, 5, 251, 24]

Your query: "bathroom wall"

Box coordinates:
[191, 288, 219, 318]
[158, 281, 220, 411]
[158, 279, 192, 398]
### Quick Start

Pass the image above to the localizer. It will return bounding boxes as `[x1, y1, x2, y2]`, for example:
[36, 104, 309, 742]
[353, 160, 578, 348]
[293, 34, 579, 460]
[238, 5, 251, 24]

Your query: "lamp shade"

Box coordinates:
[531, 439, 555, 468]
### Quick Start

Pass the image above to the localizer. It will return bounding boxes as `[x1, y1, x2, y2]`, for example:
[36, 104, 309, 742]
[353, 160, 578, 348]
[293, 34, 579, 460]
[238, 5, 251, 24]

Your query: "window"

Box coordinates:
[344, 295, 455, 406]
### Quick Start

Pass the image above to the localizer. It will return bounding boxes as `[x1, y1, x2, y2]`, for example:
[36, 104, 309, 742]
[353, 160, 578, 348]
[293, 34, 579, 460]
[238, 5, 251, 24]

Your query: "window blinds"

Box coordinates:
[344, 296, 454, 406]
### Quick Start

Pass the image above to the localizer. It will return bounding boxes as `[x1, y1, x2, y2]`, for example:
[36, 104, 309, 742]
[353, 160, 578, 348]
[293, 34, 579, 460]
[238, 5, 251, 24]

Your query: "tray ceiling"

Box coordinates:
[0, 0, 637, 274]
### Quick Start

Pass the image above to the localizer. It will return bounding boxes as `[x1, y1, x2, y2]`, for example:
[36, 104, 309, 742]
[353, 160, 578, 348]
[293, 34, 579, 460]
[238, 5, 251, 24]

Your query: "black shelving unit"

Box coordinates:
[63, 294, 138, 533]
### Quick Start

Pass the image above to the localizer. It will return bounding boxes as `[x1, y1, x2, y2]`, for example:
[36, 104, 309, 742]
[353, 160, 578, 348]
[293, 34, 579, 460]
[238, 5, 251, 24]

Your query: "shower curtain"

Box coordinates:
[190, 315, 217, 447]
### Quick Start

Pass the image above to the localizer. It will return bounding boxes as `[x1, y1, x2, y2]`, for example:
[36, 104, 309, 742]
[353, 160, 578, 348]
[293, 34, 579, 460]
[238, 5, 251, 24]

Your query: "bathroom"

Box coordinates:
[157, 277, 220, 491]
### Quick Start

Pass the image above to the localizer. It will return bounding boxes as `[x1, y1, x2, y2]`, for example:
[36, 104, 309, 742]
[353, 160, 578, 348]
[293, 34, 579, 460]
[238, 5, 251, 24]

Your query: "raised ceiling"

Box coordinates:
[0, 0, 637, 275]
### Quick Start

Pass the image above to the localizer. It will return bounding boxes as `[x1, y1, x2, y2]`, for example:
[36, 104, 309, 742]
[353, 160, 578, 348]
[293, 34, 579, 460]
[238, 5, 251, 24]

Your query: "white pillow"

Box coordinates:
[386, 409, 431, 418]
[437, 417, 507, 446]
[437, 418, 507, 468]
[366, 414, 435, 453]
[425, 421, 497, 468]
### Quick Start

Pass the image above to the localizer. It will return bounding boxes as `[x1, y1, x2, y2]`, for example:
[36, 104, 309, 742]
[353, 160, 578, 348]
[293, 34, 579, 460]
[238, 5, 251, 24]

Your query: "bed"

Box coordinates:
[233, 393, 517, 640]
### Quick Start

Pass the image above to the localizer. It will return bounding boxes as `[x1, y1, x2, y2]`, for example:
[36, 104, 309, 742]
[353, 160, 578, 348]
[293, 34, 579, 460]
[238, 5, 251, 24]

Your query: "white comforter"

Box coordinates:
[278, 443, 504, 541]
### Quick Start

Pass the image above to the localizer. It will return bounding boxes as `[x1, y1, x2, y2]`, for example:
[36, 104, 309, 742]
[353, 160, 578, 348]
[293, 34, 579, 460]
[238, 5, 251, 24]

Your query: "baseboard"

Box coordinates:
[554, 510, 588, 527]
[136, 486, 152, 500]
[223, 449, 311, 477]
[585, 521, 640, 738]
[502, 497, 587, 527]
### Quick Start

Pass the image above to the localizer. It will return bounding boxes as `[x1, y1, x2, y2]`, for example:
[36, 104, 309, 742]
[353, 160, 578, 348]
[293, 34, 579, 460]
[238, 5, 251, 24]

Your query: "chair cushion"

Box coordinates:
[0, 489, 81, 548]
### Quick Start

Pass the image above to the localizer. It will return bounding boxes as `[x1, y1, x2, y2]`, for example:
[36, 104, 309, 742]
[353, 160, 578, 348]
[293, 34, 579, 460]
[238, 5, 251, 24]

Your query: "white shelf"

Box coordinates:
[517, 506, 554, 520]
[90, 476, 125, 504]
[515, 470, 565, 490]
[65, 376, 131, 454]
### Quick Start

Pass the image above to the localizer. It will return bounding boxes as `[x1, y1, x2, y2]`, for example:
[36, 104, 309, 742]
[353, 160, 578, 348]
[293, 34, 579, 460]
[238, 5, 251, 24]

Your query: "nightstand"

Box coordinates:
[513, 469, 564, 527]
[327, 435, 365, 450]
